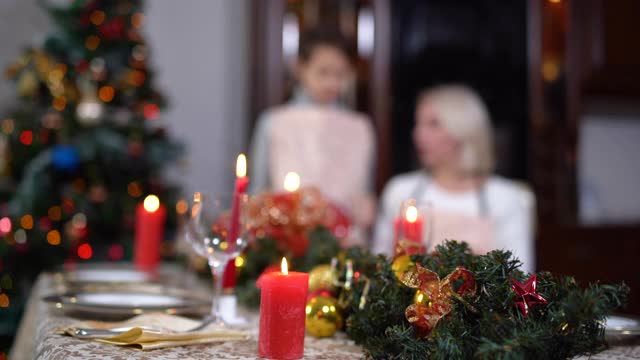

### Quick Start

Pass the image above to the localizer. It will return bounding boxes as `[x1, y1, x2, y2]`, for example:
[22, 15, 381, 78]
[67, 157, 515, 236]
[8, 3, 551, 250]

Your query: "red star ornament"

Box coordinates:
[510, 274, 548, 317]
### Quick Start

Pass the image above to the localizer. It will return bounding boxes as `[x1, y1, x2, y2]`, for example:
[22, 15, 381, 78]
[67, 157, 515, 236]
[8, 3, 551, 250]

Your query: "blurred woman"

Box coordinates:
[372, 85, 534, 272]
[249, 27, 376, 245]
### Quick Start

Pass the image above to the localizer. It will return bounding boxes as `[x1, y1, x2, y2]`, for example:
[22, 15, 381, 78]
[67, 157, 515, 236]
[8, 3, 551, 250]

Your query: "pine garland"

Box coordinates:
[236, 232, 628, 359]
[344, 241, 629, 359]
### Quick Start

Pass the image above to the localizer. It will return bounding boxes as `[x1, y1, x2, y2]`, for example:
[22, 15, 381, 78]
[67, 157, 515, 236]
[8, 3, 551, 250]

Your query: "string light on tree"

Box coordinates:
[77, 243, 93, 260]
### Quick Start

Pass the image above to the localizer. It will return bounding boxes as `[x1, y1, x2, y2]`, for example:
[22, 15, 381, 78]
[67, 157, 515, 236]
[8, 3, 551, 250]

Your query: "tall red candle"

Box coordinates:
[258, 258, 309, 360]
[393, 204, 423, 253]
[134, 195, 167, 270]
[223, 154, 249, 289]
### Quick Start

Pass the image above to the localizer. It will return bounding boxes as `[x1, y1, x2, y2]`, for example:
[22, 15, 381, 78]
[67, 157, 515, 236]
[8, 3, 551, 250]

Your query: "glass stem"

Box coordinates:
[209, 259, 225, 322]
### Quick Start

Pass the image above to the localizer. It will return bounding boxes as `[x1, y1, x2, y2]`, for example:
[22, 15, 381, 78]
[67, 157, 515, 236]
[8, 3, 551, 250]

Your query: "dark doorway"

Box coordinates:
[391, 0, 528, 179]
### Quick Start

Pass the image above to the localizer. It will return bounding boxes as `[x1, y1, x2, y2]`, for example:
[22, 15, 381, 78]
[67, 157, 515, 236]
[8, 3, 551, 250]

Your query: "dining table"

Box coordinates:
[10, 265, 640, 359]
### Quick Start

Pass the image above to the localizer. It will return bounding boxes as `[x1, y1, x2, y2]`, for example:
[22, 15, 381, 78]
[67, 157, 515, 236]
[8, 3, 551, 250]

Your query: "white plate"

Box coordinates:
[77, 292, 188, 308]
[43, 285, 210, 319]
[68, 269, 152, 284]
[605, 315, 640, 337]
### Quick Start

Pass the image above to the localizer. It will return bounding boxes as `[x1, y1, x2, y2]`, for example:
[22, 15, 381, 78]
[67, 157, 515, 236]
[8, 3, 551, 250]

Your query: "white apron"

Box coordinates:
[413, 177, 496, 255]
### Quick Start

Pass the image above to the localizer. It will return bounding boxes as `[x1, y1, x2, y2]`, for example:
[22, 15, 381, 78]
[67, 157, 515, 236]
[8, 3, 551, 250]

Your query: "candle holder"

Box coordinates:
[394, 199, 433, 255]
[185, 192, 251, 328]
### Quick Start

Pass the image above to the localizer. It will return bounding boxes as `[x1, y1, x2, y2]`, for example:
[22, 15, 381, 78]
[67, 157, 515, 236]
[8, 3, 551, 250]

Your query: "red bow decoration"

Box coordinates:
[399, 264, 476, 336]
[510, 275, 548, 317]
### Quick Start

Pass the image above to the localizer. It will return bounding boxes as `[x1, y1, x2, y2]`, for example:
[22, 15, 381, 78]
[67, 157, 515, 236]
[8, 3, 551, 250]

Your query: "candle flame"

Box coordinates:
[283, 172, 300, 192]
[281, 257, 288, 275]
[143, 195, 160, 213]
[405, 205, 419, 223]
[236, 154, 247, 178]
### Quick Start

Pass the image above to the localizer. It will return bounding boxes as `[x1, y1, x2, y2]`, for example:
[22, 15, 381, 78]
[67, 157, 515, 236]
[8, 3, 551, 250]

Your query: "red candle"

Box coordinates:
[393, 204, 423, 253]
[258, 258, 309, 360]
[224, 154, 249, 289]
[134, 195, 167, 270]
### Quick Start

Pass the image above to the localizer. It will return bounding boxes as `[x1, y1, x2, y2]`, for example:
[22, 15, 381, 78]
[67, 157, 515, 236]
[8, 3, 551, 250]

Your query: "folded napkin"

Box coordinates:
[57, 314, 251, 350]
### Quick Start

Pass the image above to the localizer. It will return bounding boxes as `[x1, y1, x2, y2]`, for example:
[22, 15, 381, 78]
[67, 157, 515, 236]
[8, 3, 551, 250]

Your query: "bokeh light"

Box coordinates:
[48, 206, 62, 221]
[20, 215, 33, 230]
[235, 256, 245, 267]
[38, 217, 52, 231]
[1, 119, 14, 135]
[0, 218, 11, 234]
[52, 96, 66, 111]
[143, 103, 159, 120]
[131, 13, 145, 28]
[85, 35, 101, 51]
[62, 199, 75, 214]
[127, 181, 142, 197]
[0, 294, 9, 308]
[72, 213, 87, 229]
[98, 86, 115, 102]
[176, 199, 188, 215]
[47, 230, 61, 246]
[77, 243, 93, 259]
[90, 10, 105, 26]
[108, 244, 124, 260]
[14, 229, 26, 244]
[128, 69, 146, 86]
[19, 130, 33, 146]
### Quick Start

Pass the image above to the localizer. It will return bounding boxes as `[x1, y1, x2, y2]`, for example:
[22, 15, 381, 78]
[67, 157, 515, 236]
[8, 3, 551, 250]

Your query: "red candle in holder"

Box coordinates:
[224, 154, 249, 289]
[258, 258, 309, 360]
[134, 194, 167, 270]
[393, 203, 423, 252]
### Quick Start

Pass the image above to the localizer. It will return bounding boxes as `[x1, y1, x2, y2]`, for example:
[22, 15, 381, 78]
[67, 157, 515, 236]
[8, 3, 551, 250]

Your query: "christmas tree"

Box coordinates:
[0, 0, 182, 337]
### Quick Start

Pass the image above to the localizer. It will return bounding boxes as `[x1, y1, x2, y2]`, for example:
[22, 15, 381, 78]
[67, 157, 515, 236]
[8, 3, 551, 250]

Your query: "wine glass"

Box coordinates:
[185, 192, 250, 327]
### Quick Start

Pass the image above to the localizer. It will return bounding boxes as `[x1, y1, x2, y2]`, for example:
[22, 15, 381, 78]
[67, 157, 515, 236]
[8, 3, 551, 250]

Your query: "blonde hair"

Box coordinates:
[417, 84, 495, 175]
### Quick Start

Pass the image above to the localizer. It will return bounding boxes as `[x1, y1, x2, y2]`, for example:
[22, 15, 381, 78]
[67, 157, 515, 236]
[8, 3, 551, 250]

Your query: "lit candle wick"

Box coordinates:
[143, 195, 160, 213]
[281, 257, 289, 275]
[283, 172, 300, 192]
[236, 154, 247, 177]
[405, 205, 418, 223]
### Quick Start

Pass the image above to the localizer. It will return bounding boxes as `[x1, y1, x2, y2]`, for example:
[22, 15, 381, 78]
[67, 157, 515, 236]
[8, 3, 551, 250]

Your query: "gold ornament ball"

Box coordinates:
[391, 255, 415, 281]
[308, 264, 336, 292]
[414, 289, 432, 306]
[305, 295, 343, 338]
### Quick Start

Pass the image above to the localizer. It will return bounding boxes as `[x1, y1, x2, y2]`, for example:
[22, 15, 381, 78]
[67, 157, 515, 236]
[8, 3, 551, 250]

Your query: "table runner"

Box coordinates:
[11, 270, 640, 359]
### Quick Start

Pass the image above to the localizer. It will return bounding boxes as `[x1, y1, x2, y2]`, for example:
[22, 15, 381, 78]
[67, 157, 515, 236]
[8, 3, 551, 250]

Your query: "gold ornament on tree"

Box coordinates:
[308, 264, 337, 293]
[17, 70, 39, 97]
[305, 295, 343, 338]
[391, 254, 415, 282]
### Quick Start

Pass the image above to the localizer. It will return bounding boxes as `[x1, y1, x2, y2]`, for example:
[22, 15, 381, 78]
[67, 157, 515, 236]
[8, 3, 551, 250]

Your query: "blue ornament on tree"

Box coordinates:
[52, 145, 80, 171]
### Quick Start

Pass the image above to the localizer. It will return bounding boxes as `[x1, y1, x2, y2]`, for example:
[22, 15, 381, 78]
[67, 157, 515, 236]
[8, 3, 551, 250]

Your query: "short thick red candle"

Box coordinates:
[134, 195, 167, 271]
[392, 206, 423, 253]
[258, 259, 309, 360]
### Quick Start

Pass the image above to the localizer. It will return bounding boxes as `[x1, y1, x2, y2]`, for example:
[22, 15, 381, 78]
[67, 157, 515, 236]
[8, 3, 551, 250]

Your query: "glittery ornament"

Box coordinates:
[510, 275, 548, 317]
[308, 264, 337, 293]
[305, 295, 343, 338]
[391, 255, 415, 281]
